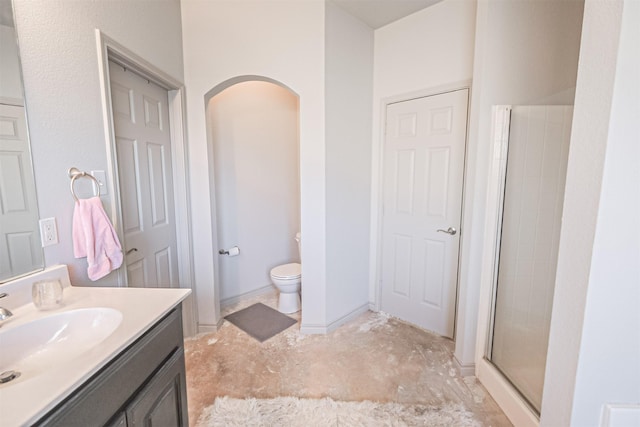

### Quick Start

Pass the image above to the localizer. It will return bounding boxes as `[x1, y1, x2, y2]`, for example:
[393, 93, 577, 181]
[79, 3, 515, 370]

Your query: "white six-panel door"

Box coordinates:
[380, 89, 468, 337]
[109, 61, 178, 288]
[0, 104, 42, 281]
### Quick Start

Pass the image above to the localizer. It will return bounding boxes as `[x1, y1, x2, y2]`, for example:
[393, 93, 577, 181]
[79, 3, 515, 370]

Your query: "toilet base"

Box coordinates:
[278, 291, 300, 314]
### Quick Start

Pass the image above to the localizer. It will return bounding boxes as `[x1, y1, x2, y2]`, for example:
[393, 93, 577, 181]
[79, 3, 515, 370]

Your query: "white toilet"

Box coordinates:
[270, 232, 301, 314]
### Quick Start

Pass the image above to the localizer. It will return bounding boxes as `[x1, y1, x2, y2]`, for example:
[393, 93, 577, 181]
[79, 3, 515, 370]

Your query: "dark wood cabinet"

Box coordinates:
[126, 350, 187, 427]
[36, 307, 188, 427]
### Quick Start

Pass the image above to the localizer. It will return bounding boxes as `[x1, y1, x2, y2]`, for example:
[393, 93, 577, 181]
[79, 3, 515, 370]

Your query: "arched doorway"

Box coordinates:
[205, 77, 300, 307]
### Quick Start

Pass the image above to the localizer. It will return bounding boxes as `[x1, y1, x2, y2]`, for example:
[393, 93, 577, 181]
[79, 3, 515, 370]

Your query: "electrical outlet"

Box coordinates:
[39, 217, 59, 247]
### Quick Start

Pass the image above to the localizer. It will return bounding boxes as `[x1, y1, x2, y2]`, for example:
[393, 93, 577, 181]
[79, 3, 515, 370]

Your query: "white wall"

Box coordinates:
[372, 0, 476, 102]
[208, 81, 300, 302]
[0, 24, 23, 101]
[324, 2, 373, 327]
[370, 0, 477, 366]
[180, 0, 326, 329]
[12, 0, 184, 286]
[542, 0, 640, 425]
[464, 0, 584, 372]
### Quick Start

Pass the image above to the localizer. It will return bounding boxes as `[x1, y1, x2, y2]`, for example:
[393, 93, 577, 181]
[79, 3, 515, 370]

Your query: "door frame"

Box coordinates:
[95, 30, 197, 335]
[371, 80, 472, 339]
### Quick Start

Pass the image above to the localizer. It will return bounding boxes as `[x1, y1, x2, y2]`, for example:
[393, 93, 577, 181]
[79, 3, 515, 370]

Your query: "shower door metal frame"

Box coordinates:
[483, 104, 544, 417]
[484, 105, 512, 361]
[480, 104, 575, 421]
[473, 105, 540, 427]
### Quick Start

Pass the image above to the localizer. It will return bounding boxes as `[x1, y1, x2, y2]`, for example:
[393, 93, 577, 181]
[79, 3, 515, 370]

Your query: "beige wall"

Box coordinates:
[12, 0, 184, 286]
[181, 0, 326, 329]
[0, 24, 23, 101]
[324, 1, 374, 328]
[182, 0, 375, 331]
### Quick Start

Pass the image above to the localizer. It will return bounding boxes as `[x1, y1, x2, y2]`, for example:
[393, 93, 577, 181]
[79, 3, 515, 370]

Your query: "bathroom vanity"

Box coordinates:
[36, 308, 187, 426]
[0, 265, 191, 426]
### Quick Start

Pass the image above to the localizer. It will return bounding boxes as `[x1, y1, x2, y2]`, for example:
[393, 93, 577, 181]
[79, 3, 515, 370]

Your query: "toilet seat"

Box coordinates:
[270, 263, 301, 280]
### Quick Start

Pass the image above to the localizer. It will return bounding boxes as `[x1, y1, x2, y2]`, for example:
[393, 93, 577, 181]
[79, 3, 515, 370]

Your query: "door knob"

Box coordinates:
[125, 248, 138, 255]
[218, 246, 240, 257]
[437, 227, 457, 235]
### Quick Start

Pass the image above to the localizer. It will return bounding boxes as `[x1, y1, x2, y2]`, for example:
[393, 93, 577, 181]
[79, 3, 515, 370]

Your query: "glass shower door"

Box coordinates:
[487, 105, 573, 413]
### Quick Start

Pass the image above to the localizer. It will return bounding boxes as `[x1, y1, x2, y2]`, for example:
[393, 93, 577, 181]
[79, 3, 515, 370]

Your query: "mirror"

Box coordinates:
[0, 0, 43, 282]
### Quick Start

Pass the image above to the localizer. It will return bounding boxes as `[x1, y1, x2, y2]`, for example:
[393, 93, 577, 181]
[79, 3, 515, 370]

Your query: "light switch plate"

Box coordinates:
[90, 170, 108, 196]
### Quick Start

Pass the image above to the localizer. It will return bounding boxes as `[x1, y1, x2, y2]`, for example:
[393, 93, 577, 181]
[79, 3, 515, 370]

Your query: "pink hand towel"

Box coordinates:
[73, 197, 123, 281]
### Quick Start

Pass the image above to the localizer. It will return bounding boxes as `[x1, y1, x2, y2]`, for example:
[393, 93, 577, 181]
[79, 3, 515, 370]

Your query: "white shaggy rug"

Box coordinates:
[197, 396, 481, 427]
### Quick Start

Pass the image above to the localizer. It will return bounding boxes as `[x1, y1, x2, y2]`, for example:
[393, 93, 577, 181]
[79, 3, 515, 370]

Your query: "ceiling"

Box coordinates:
[332, 0, 443, 29]
[0, 1, 440, 32]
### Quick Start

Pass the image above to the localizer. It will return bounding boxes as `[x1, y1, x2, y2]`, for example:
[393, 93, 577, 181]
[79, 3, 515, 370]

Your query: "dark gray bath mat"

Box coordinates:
[224, 303, 297, 342]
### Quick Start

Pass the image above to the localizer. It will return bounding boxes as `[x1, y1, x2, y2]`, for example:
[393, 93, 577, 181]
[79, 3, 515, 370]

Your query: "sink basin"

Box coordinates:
[0, 308, 122, 382]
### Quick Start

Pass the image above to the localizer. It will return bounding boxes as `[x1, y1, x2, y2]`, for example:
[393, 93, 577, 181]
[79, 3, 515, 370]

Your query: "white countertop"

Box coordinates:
[0, 266, 190, 427]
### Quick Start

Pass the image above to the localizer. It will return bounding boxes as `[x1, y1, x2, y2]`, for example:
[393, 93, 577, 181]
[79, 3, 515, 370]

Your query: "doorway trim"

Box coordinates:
[370, 79, 472, 335]
[95, 30, 197, 336]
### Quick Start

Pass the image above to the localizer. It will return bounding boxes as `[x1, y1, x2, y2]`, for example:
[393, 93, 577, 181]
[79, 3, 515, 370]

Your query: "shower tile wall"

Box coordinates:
[491, 105, 573, 411]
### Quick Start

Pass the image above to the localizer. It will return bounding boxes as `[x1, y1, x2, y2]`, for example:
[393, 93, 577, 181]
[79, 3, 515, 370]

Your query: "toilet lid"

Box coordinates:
[271, 263, 301, 279]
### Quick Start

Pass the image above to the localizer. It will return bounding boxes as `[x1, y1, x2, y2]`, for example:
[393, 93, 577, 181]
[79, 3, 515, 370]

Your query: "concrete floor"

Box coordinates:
[184, 291, 512, 426]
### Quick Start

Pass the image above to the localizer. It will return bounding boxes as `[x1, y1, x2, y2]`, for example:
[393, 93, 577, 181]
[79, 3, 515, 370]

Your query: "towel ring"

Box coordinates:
[68, 167, 101, 202]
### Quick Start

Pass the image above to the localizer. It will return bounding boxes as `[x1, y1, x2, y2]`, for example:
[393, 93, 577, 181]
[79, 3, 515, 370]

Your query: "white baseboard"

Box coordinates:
[477, 358, 539, 427]
[326, 304, 369, 333]
[197, 317, 224, 334]
[181, 293, 198, 338]
[299, 324, 328, 334]
[300, 303, 369, 335]
[220, 284, 276, 308]
[453, 355, 476, 377]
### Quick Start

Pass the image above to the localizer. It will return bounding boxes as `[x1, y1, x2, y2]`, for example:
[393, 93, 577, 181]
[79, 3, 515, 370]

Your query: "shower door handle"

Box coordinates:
[437, 227, 457, 235]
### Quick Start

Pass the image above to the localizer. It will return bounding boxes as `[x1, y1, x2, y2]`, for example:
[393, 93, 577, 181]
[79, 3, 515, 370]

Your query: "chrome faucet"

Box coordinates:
[0, 292, 12, 325]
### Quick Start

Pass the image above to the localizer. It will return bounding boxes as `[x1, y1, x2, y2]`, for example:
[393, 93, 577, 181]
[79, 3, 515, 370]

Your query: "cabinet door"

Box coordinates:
[35, 308, 184, 427]
[126, 349, 188, 427]
[105, 413, 127, 427]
